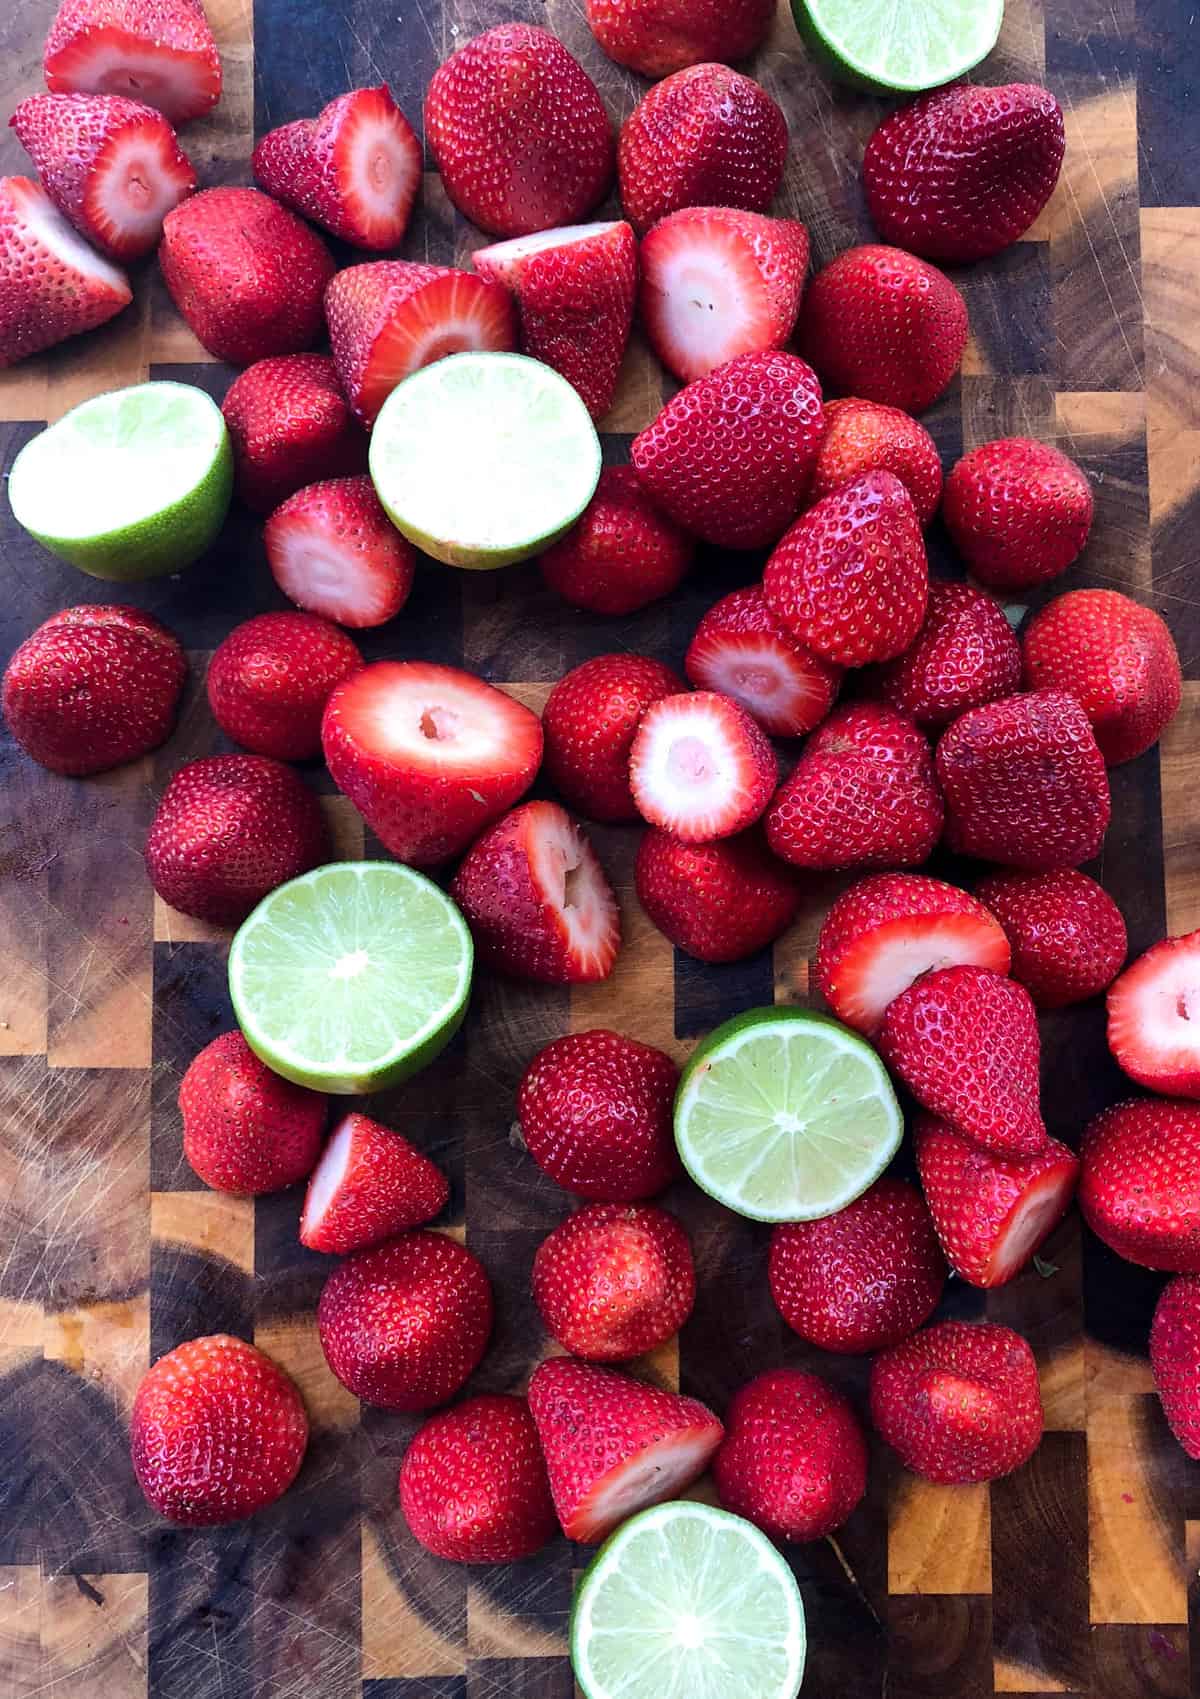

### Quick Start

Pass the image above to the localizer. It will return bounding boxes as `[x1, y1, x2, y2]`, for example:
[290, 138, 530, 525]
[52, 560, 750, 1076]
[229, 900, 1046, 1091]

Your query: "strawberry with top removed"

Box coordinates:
[542, 652, 685, 822]
[868, 580, 1022, 731]
[266, 476, 414, 630]
[539, 468, 694, 618]
[532, 1202, 695, 1361]
[300, 1112, 449, 1255]
[1107, 931, 1200, 1098]
[1080, 1098, 1200, 1270]
[221, 355, 366, 515]
[179, 1031, 326, 1195]
[684, 585, 842, 739]
[206, 612, 362, 762]
[399, 1395, 557, 1562]
[944, 438, 1093, 590]
[44, 0, 221, 124]
[636, 827, 800, 963]
[975, 868, 1127, 1009]
[0, 176, 131, 365]
[586, 0, 774, 78]
[810, 398, 943, 525]
[629, 691, 776, 843]
[1150, 1277, 1200, 1459]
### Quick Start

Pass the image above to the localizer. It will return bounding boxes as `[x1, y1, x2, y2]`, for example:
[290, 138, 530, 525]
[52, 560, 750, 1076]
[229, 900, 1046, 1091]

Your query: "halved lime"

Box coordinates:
[369, 351, 601, 569]
[571, 1502, 806, 1699]
[229, 861, 473, 1094]
[7, 380, 233, 580]
[674, 1006, 902, 1222]
[793, 0, 1004, 92]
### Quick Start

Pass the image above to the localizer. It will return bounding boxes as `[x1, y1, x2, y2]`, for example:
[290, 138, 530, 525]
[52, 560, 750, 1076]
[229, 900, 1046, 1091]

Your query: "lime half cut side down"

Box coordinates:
[229, 861, 473, 1094]
[674, 1006, 903, 1222]
[369, 351, 602, 569]
[571, 1501, 806, 1699]
[793, 0, 1005, 92]
[7, 380, 233, 580]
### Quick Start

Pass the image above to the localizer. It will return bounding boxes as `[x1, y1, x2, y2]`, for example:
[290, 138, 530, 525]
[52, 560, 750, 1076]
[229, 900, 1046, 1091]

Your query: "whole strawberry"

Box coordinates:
[864, 83, 1065, 263]
[538, 468, 694, 618]
[0, 176, 131, 365]
[542, 652, 685, 822]
[179, 1030, 326, 1195]
[1150, 1277, 1200, 1459]
[810, 398, 943, 524]
[944, 439, 1093, 590]
[301, 1112, 449, 1255]
[629, 691, 777, 843]
[207, 612, 362, 762]
[586, 0, 774, 78]
[221, 355, 366, 514]
[516, 1029, 681, 1200]
[635, 827, 800, 963]
[1107, 931, 1200, 1097]
[399, 1395, 557, 1562]
[975, 868, 1127, 1009]
[267, 475, 415, 629]
[43, 0, 222, 124]
[1080, 1099, 1200, 1270]
[684, 585, 842, 738]
[532, 1202, 695, 1361]
[3, 604, 185, 776]
[869, 580, 1022, 731]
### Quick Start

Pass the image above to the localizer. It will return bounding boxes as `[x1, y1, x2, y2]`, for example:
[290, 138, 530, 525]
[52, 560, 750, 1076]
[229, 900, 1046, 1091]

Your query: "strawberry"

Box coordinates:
[538, 467, 694, 618]
[869, 1321, 1044, 1484]
[1079, 1098, 1200, 1270]
[1150, 1277, 1200, 1459]
[325, 261, 517, 429]
[178, 1030, 326, 1195]
[0, 175, 131, 365]
[11, 93, 194, 262]
[769, 1179, 946, 1354]
[450, 802, 620, 983]
[399, 1395, 557, 1562]
[799, 244, 968, 415]
[975, 868, 1127, 1009]
[639, 207, 809, 383]
[617, 64, 787, 236]
[2, 604, 185, 776]
[631, 350, 825, 550]
[762, 470, 928, 666]
[879, 964, 1047, 1157]
[516, 1029, 680, 1200]
[868, 580, 1022, 731]
[810, 398, 942, 525]
[131, 1336, 307, 1526]
[713, 1368, 868, 1543]
[159, 187, 334, 366]
[144, 753, 329, 926]
[915, 1115, 1079, 1289]
[532, 1202, 695, 1361]
[425, 24, 614, 238]
[542, 652, 685, 822]
[300, 1111, 449, 1255]
[252, 86, 421, 251]
[864, 83, 1065, 264]
[944, 438, 1093, 591]
[936, 690, 1111, 871]
[635, 826, 800, 963]
[221, 355, 366, 515]
[322, 661, 542, 865]
[628, 691, 777, 843]
[527, 1355, 723, 1543]
[586, 0, 774, 78]
[43, 0, 221, 124]
[265, 476, 415, 630]
[684, 585, 842, 738]
[473, 222, 636, 422]
[206, 611, 363, 762]
[764, 702, 943, 873]
[317, 1230, 493, 1411]
[1021, 589, 1182, 766]
[1107, 931, 1200, 1098]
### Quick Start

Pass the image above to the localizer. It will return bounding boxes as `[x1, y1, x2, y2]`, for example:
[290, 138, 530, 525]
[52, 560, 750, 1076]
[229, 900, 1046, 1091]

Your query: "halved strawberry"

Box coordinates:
[684, 585, 841, 738]
[265, 475, 415, 629]
[43, 0, 222, 125]
[0, 176, 131, 366]
[629, 690, 776, 843]
[300, 1112, 449, 1255]
[1107, 930, 1200, 1098]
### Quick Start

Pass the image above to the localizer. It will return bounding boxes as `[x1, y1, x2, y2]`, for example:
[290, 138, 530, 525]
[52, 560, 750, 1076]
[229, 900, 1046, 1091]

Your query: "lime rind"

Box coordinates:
[794, 0, 1005, 92]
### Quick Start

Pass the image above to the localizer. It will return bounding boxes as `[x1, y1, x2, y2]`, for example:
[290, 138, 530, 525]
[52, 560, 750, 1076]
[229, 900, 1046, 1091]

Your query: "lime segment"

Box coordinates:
[369, 351, 601, 569]
[229, 861, 473, 1094]
[7, 380, 233, 580]
[571, 1502, 806, 1699]
[793, 0, 1004, 92]
[674, 1006, 902, 1222]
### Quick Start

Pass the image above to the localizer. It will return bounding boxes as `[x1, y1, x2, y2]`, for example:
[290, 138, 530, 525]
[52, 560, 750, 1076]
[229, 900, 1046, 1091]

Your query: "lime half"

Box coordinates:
[793, 0, 1004, 92]
[369, 351, 601, 569]
[571, 1502, 806, 1699]
[229, 861, 473, 1094]
[674, 1007, 902, 1221]
[8, 380, 232, 580]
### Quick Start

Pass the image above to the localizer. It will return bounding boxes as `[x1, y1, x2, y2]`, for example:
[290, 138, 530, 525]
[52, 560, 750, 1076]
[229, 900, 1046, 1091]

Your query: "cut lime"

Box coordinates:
[369, 351, 601, 570]
[674, 1006, 902, 1222]
[793, 0, 1004, 92]
[7, 380, 233, 580]
[229, 861, 473, 1094]
[571, 1502, 806, 1699]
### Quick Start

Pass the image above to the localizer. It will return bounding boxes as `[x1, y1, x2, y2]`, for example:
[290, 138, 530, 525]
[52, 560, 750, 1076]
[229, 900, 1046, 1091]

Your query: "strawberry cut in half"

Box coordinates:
[684, 584, 841, 738]
[0, 176, 131, 367]
[265, 475, 414, 630]
[43, 0, 222, 125]
[1107, 930, 1200, 1099]
[629, 690, 776, 843]
[301, 1112, 449, 1255]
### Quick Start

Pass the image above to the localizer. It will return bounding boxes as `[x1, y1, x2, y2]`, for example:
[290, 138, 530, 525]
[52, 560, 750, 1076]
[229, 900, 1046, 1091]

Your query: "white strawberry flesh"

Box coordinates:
[568, 1424, 723, 1542]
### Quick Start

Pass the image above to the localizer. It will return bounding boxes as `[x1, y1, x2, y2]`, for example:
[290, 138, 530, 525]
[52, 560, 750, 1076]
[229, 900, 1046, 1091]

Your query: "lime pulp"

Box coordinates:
[792, 0, 1005, 92]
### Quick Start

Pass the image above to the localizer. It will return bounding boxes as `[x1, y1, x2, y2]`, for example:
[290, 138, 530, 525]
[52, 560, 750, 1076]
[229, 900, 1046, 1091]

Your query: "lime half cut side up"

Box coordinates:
[571, 1501, 806, 1699]
[674, 1006, 903, 1222]
[793, 0, 1005, 92]
[369, 351, 602, 569]
[229, 861, 473, 1094]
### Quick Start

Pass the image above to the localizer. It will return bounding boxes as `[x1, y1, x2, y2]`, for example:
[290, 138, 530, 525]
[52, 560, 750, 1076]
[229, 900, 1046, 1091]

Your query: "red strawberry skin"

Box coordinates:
[43, 0, 222, 124]
[426, 24, 614, 237]
[517, 1029, 681, 1200]
[317, 1231, 493, 1411]
[542, 651, 685, 823]
[1021, 589, 1182, 766]
[684, 584, 842, 739]
[975, 868, 1127, 1009]
[618, 64, 787, 236]
[713, 1368, 868, 1543]
[1080, 1099, 1200, 1271]
[635, 827, 800, 963]
[870, 1321, 1044, 1484]
[0, 176, 131, 365]
[586, 0, 774, 78]
[532, 1202, 695, 1361]
[864, 83, 1065, 264]
[769, 1179, 946, 1354]
[799, 244, 968, 415]
[145, 754, 329, 926]
[206, 612, 362, 762]
[1150, 1277, 1200, 1459]
[399, 1394, 557, 1562]
[3, 604, 185, 776]
[539, 466, 694, 619]
[869, 580, 1022, 731]
[1107, 932, 1200, 1098]
[944, 438, 1093, 591]
[266, 474, 415, 630]
[131, 1335, 307, 1526]
[811, 398, 943, 525]
[160, 187, 334, 366]
[179, 1030, 326, 1195]
[221, 354, 366, 514]
[300, 1112, 449, 1256]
